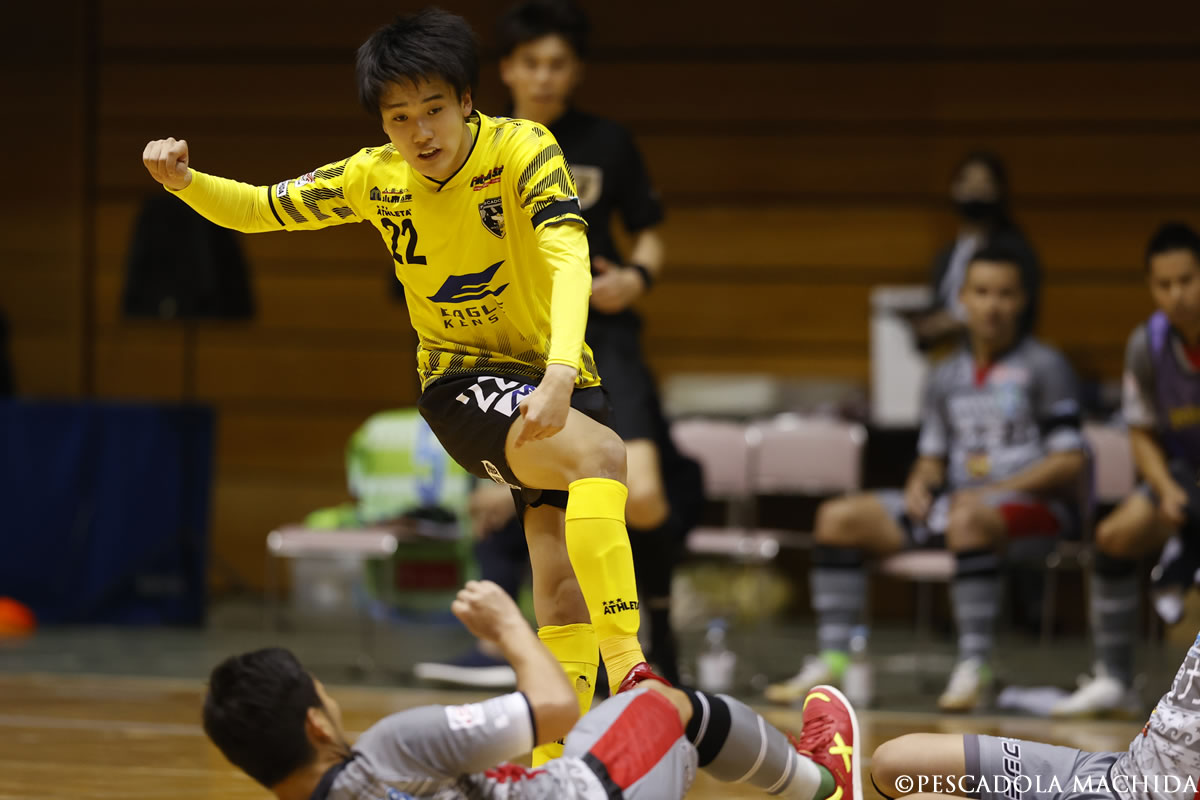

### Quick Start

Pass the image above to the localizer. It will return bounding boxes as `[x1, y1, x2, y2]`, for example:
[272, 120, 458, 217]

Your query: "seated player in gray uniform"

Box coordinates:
[202, 579, 863, 800]
[767, 241, 1085, 713]
[1052, 222, 1200, 719]
[871, 630, 1200, 800]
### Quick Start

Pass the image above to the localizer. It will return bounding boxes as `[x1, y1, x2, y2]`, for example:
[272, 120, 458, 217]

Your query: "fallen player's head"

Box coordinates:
[203, 647, 349, 789]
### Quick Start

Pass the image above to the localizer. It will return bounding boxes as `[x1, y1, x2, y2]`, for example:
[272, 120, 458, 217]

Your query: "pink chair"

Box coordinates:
[1084, 422, 1136, 504]
[671, 419, 768, 560]
[750, 413, 865, 496]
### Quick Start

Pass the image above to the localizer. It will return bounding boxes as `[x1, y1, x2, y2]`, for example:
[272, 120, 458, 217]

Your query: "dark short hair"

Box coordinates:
[356, 7, 480, 116]
[202, 648, 323, 788]
[1145, 221, 1200, 271]
[495, 0, 590, 59]
[967, 241, 1026, 279]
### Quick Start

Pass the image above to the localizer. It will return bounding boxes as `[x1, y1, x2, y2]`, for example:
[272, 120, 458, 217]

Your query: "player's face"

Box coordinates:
[380, 78, 475, 181]
[1148, 249, 1200, 333]
[951, 162, 1000, 204]
[961, 261, 1026, 345]
[312, 677, 348, 745]
[499, 35, 582, 118]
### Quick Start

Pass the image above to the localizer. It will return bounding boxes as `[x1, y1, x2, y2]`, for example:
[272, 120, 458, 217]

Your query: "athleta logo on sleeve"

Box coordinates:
[427, 260, 509, 303]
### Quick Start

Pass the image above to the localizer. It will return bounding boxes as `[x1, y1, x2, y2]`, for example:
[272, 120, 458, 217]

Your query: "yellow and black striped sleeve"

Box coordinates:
[513, 126, 587, 231]
[170, 152, 366, 234]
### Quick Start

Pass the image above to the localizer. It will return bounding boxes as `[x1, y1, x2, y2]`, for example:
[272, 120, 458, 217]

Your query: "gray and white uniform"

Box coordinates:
[319, 689, 695, 800]
[965, 632, 1200, 800]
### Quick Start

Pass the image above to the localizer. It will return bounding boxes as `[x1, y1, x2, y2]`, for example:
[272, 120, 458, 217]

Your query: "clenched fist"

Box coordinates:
[450, 580, 527, 644]
[142, 137, 193, 191]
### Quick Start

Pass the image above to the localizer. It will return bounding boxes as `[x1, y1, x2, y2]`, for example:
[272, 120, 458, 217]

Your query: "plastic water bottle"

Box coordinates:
[843, 626, 873, 708]
[697, 619, 736, 693]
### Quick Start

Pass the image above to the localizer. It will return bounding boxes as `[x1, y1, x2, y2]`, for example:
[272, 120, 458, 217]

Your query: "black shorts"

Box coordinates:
[418, 372, 611, 513]
[587, 314, 659, 442]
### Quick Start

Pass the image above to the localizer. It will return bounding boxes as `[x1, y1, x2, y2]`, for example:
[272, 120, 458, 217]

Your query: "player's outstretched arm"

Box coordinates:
[141, 138, 361, 234]
[452, 580, 579, 744]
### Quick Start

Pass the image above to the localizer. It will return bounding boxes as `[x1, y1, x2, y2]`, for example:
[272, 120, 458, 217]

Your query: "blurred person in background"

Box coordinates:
[909, 152, 1042, 350]
[1052, 222, 1200, 718]
[767, 243, 1084, 712]
[416, 0, 702, 691]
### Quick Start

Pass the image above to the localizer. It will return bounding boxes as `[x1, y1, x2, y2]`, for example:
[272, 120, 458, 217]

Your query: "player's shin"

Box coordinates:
[531, 623, 598, 766]
[681, 689, 832, 800]
[564, 478, 646, 686]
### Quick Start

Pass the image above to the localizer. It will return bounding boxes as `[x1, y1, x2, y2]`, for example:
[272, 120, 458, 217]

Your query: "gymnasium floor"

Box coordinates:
[0, 614, 1174, 800]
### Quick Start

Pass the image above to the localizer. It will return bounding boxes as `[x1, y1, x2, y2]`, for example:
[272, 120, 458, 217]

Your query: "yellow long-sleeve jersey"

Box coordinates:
[171, 112, 600, 390]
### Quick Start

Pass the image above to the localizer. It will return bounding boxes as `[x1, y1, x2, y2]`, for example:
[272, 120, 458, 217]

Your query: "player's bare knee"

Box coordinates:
[946, 505, 994, 551]
[1095, 518, 1145, 560]
[570, 430, 627, 483]
[870, 735, 915, 793]
[814, 497, 856, 546]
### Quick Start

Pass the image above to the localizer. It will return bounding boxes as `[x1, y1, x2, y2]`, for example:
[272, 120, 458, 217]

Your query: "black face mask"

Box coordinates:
[955, 199, 1001, 222]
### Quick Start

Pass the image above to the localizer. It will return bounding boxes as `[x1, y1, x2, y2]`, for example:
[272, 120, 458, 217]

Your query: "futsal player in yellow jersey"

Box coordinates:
[142, 8, 661, 764]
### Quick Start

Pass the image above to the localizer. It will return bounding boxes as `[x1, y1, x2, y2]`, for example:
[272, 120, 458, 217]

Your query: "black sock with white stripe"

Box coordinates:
[682, 688, 828, 799]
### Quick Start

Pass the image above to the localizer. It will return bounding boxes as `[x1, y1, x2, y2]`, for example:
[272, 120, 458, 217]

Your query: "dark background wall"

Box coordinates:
[5, 0, 1199, 589]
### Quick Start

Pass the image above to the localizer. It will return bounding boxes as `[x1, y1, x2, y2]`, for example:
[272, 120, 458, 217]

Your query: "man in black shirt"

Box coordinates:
[415, 0, 701, 692]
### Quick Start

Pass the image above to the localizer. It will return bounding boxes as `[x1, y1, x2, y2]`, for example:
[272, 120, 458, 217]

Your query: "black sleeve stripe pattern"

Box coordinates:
[581, 351, 598, 381]
[266, 186, 286, 227]
[526, 170, 576, 215]
[315, 160, 348, 180]
[278, 193, 308, 225]
[517, 144, 567, 200]
[300, 186, 355, 222]
[530, 198, 582, 228]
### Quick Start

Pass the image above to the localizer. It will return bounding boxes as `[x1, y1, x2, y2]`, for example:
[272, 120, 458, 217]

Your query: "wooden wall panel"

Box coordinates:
[97, 0, 1200, 51]
[62, 1, 1200, 590]
[2, 5, 87, 397]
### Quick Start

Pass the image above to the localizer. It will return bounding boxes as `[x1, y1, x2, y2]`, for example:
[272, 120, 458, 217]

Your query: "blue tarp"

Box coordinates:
[0, 400, 213, 625]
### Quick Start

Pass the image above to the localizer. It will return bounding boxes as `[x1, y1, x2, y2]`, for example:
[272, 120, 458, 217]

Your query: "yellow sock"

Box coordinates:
[565, 477, 647, 688]
[530, 623, 598, 767]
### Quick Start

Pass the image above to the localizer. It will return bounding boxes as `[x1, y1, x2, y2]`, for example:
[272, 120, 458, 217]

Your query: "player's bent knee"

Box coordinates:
[1095, 517, 1151, 560]
[571, 430, 627, 483]
[870, 736, 913, 794]
[814, 497, 856, 545]
[945, 506, 996, 551]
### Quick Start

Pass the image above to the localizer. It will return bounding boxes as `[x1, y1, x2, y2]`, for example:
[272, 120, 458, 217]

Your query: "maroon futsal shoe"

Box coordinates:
[791, 684, 862, 800]
[616, 662, 672, 693]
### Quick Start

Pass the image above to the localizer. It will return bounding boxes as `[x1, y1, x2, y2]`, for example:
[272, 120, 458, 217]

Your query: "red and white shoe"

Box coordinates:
[792, 684, 861, 800]
[615, 662, 672, 693]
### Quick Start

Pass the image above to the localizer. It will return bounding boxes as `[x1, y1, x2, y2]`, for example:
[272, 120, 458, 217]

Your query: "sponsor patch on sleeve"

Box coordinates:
[445, 703, 487, 731]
